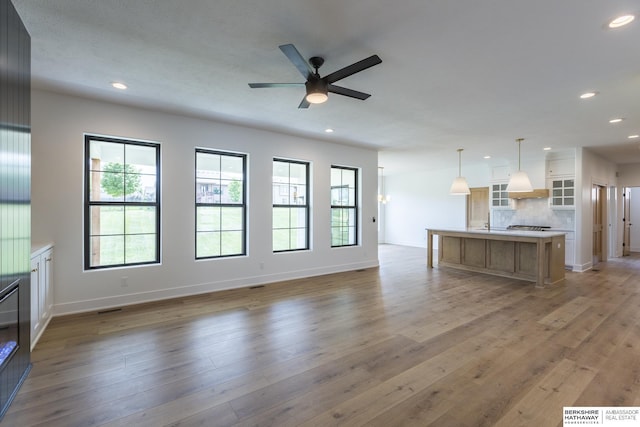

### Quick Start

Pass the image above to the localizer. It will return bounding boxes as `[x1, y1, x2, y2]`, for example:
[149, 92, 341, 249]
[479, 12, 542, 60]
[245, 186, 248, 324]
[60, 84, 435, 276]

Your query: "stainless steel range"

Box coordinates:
[507, 225, 551, 232]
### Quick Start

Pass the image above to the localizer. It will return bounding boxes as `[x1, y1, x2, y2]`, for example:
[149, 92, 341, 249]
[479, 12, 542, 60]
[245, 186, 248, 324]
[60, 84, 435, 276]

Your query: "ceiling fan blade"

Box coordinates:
[324, 55, 382, 84]
[298, 96, 310, 109]
[249, 83, 305, 88]
[279, 44, 313, 79]
[328, 84, 371, 100]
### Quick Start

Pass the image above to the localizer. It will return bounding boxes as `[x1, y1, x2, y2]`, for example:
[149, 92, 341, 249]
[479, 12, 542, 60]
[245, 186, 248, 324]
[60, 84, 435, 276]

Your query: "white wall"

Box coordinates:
[381, 163, 491, 248]
[31, 89, 379, 315]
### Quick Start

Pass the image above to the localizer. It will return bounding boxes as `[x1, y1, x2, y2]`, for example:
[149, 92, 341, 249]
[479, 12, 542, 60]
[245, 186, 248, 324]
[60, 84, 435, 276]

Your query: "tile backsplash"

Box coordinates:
[491, 198, 575, 230]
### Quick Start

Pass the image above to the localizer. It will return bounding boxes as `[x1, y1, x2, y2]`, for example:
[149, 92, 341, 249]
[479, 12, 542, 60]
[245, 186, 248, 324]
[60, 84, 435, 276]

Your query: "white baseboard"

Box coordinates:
[52, 260, 379, 317]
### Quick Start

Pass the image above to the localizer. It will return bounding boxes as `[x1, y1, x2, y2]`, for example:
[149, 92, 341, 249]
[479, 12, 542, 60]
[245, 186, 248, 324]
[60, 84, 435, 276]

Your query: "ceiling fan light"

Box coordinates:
[305, 78, 328, 104]
[306, 92, 328, 104]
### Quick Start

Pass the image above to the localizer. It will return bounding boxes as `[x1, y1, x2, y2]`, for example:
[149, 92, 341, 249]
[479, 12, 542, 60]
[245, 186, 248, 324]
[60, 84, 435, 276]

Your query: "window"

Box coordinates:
[272, 159, 309, 252]
[84, 135, 160, 269]
[331, 166, 358, 247]
[195, 150, 246, 258]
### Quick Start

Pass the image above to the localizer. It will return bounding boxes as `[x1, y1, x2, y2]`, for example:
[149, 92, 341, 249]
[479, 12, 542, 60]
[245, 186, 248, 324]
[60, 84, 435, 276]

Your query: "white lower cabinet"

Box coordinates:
[31, 244, 53, 350]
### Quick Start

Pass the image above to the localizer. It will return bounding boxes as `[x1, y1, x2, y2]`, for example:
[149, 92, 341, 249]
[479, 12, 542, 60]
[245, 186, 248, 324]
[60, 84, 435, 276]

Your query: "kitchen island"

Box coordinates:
[426, 228, 565, 287]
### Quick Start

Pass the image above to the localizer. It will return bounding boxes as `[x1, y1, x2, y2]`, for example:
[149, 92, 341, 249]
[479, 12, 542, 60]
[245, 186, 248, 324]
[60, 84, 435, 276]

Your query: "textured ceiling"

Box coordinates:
[12, 0, 640, 172]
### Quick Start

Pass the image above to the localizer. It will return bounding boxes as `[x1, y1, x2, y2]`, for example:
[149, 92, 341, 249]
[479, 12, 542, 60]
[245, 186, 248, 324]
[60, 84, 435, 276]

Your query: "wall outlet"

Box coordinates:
[121, 276, 129, 287]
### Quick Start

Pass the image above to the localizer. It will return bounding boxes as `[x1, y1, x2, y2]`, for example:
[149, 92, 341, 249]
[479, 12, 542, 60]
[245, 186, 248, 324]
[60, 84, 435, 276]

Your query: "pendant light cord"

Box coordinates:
[516, 138, 524, 171]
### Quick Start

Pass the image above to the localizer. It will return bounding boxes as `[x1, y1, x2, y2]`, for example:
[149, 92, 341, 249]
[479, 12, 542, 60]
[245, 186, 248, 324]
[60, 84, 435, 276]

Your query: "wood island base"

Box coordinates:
[426, 228, 565, 287]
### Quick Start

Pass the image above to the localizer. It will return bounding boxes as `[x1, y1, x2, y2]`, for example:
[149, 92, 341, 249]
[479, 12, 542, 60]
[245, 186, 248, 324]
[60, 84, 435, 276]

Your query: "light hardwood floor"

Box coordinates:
[5, 245, 640, 426]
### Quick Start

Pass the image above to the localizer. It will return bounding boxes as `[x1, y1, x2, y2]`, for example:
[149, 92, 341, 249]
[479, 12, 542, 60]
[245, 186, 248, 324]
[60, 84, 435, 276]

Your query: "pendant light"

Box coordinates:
[506, 138, 533, 192]
[450, 148, 470, 195]
[377, 166, 390, 204]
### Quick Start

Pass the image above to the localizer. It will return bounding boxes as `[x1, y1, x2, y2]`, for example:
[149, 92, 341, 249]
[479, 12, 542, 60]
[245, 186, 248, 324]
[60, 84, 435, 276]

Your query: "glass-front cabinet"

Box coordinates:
[551, 178, 574, 207]
[491, 183, 510, 207]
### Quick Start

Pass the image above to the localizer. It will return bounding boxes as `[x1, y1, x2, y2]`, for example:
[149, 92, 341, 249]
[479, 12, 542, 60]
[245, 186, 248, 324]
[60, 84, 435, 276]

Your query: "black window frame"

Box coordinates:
[272, 158, 310, 252]
[84, 134, 161, 270]
[330, 165, 359, 247]
[195, 149, 247, 259]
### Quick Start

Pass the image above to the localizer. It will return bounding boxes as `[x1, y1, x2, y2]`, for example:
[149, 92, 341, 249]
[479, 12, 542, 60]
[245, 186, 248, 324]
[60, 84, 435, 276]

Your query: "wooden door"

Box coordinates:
[592, 184, 605, 265]
[623, 187, 631, 256]
[467, 187, 489, 229]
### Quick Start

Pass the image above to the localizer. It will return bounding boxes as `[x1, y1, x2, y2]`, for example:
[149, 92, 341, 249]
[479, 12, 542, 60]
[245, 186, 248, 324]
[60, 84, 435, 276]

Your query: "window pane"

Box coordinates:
[289, 228, 307, 250]
[331, 207, 356, 246]
[221, 155, 243, 177]
[125, 206, 156, 234]
[197, 152, 220, 174]
[197, 231, 221, 258]
[90, 235, 124, 267]
[125, 234, 157, 264]
[273, 161, 289, 177]
[273, 229, 290, 251]
[221, 206, 243, 230]
[221, 179, 243, 204]
[90, 206, 124, 236]
[90, 141, 124, 167]
[220, 231, 243, 255]
[197, 206, 221, 232]
[273, 207, 290, 228]
[331, 168, 342, 185]
[196, 178, 221, 204]
[290, 184, 306, 205]
[290, 207, 307, 228]
[289, 163, 307, 185]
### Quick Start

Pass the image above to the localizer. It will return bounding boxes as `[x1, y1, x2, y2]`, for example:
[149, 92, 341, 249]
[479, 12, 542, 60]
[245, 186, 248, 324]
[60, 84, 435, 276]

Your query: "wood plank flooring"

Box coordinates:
[5, 245, 640, 426]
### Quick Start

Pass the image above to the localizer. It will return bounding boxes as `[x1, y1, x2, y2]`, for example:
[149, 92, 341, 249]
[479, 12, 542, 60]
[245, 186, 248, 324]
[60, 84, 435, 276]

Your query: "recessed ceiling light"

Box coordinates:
[111, 82, 127, 90]
[580, 92, 597, 99]
[609, 118, 624, 124]
[629, 135, 640, 139]
[543, 147, 552, 151]
[324, 128, 334, 133]
[608, 14, 635, 28]
[483, 155, 491, 159]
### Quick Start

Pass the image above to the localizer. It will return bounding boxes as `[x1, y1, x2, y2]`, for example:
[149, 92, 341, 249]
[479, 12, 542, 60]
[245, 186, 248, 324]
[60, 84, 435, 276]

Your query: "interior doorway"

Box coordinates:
[592, 184, 606, 267]
[467, 187, 489, 229]
[623, 187, 640, 255]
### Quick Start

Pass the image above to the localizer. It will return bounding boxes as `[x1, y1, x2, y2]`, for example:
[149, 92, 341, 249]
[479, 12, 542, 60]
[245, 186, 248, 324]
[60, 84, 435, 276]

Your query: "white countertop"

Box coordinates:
[425, 227, 567, 238]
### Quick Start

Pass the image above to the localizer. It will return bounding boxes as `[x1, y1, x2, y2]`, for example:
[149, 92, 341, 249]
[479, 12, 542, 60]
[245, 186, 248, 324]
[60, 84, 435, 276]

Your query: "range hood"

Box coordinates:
[508, 188, 549, 199]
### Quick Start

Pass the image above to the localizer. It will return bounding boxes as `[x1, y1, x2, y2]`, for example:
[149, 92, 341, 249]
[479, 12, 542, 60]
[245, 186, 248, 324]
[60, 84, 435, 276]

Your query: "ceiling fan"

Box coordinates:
[249, 43, 382, 109]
